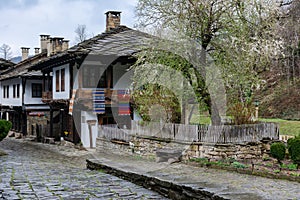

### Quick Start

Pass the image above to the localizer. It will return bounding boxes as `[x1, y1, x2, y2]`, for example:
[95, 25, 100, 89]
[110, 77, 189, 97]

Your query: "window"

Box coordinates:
[32, 83, 42, 98]
[55, 69, 66, 92]
[13, 85, 16, 98]
[17, 84, 20, 98]
[3, 86, 5, 98]
[83, 66, 106, 88]
[6, 86, 9, 98]
[56, 70, 60, 92]
[3, 85, 9, 98]
[61, 69, 65, 91]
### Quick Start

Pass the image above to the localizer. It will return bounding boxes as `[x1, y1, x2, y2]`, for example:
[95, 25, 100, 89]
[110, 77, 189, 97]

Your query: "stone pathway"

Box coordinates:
[88, 149, 300, 200]
[0, 138, 168, 200]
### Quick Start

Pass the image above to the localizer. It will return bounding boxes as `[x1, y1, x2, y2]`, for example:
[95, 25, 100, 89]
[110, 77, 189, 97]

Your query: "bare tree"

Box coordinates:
[75, 24, 88, 43]
[287, 1, 300, 81]
[0, 44, 12, 60]
[135, 0, 282, 125]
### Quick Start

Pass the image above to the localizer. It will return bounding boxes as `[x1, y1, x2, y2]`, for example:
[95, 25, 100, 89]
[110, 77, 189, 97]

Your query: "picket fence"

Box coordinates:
[98, 121, 279, 144]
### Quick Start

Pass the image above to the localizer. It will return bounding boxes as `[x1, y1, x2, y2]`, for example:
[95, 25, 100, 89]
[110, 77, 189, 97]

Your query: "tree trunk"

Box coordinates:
[211, 100, 222, 125]
[200, 48, 222, 125]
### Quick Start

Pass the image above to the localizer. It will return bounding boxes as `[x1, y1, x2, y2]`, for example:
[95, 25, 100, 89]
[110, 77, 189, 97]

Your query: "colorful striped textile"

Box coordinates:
[93, 89, 105, 114]
[118, 90, 130, 115]
[68, 89, 76, 115]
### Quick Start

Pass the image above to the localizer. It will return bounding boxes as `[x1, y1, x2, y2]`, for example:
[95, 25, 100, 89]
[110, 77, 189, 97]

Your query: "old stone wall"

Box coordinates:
[187, 142, 271, 161]
[96, 135, 274, 161]
[96, 138, 133, 156]
[27, 112, 49, 140]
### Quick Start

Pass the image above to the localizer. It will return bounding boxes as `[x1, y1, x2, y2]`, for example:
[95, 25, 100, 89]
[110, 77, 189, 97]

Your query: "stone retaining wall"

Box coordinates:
[96, 135, 275, 161]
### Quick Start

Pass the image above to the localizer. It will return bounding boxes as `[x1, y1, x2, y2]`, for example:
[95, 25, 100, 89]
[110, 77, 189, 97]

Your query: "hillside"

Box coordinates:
[257, 70, 300, 120]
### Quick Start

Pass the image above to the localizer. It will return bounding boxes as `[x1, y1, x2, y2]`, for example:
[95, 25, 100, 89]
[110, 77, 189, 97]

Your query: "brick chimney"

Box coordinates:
[62, 40, 69, 51]
[34, 47, 40, 55]
[105, 11, 121, 32]
[21, 47, 30, 61]
[47, 37, 53, 56]
[52, 37, 64, 54]
[40, 34, 50, 53]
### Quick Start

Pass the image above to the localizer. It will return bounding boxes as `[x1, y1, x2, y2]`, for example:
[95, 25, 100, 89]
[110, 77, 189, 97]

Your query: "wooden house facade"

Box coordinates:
[29, 11, 152, 148]
[0, 11, 151, 148]
[0, 36, 70, 140]
[0, 50, 49, 137]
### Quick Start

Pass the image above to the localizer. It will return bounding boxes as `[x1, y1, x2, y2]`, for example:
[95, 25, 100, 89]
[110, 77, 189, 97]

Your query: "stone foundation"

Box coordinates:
[96, 135, 275, 161]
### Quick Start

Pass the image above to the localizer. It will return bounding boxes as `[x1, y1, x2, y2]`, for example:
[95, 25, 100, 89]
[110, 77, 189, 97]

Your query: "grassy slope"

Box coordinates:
[257, 73, 300, 120]
[260, 118, 300, 137]
[190, 115, 300, 137]
[189, 73, 300, 136]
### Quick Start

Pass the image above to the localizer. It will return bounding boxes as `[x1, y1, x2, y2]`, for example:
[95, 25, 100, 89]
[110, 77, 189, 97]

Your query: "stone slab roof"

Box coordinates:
[71, 26, 152, 55]
[31, 26, 154, 71]
[0, 58, 15, 72]
[0, 53, 47, 80]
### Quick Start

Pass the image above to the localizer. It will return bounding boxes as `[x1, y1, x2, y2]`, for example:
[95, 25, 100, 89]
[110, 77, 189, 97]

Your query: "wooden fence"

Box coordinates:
[98, 121, 279, 144]
[98, 124, 131, 142]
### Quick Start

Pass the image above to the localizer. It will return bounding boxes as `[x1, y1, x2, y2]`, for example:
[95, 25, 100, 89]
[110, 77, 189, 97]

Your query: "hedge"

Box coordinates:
[288, 137, 300, 167]
[270, 142, 286, 163]
[0, 120, 12, 142]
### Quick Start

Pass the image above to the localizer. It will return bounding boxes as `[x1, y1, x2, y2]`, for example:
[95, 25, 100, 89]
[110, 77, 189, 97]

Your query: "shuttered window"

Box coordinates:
[61, 68, 65, 91]
[56, 70, 60, 92]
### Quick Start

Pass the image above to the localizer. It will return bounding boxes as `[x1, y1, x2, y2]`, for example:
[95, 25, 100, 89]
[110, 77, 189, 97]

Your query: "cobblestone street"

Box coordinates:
[0, 138, 168, 200]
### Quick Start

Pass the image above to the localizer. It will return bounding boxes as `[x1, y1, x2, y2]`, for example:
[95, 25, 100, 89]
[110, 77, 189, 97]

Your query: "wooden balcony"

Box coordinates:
[42, 91, 52, 103]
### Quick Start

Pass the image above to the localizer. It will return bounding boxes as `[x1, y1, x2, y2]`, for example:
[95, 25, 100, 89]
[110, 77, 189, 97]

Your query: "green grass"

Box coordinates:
[190, 115, 300, 137]
[190, 115, 211, 125]
[260, 118, 300, 137]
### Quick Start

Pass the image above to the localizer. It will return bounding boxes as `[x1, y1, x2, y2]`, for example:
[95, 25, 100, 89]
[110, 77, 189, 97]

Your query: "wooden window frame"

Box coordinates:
[32, 83, 42, 98]
[82, 66, 107, 88]
[61, 68, 65, 92]
[13, 85, 16, 98]
[56, 70, 60, 92]
[17, 84, 20, 98]
[3, 85, 6, 98]
[6, 85, 9, 98]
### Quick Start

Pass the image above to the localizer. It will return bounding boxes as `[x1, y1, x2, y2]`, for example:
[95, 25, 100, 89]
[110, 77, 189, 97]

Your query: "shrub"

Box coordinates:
[287, 135, 300, 158]
[232, 161, 246, 169]
[270, 142, 286, 164]
[0, 120, 12, 142]
[288, 138, 300, 168]
[227, 101, 255, 125]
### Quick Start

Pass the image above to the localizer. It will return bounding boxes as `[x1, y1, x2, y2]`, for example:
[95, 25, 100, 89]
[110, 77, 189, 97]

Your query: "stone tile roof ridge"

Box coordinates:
[0, 58, 15, 66]
[0, 52, 47, 80]
[69, 25, 134, 52]
[30, 26, 154, 70]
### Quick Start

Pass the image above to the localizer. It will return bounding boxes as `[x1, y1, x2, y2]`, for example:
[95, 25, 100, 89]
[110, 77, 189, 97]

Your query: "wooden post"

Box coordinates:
[22, 112, 27, 136]
[69, 63, 73, 98]
[50, 107, 53, 137]
[47, 73, 51, 91]
[255, 106, 259, 120]
[42, 73, 46, 92]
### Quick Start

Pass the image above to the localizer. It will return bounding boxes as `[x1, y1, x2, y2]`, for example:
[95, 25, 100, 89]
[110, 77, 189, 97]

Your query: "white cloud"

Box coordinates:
[0, 0, 138, 57]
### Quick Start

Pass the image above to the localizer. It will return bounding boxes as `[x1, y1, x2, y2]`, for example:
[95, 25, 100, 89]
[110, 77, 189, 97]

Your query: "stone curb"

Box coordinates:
[86, 158, 228, 200]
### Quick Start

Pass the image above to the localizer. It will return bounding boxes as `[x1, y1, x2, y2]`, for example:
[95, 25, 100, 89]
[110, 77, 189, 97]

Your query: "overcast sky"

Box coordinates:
[0, 0, 138, 57]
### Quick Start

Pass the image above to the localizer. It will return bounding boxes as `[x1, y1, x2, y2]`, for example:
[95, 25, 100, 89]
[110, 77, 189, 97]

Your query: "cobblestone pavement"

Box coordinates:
[90, 150, 300, 200]
[0, 138, 168, 200]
